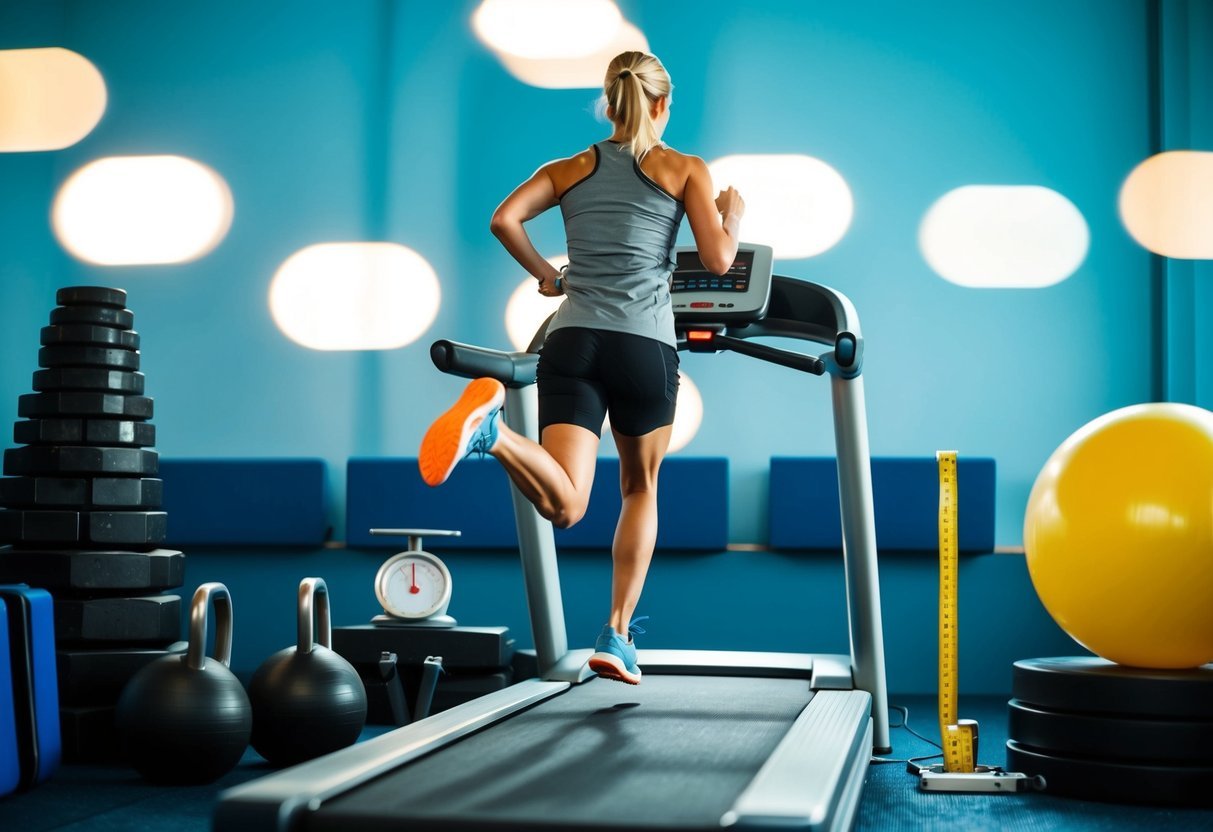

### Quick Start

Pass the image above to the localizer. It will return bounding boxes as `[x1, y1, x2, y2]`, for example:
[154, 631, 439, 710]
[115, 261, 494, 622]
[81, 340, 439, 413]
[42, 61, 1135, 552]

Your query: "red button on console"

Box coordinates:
[690, 302, 714, 308]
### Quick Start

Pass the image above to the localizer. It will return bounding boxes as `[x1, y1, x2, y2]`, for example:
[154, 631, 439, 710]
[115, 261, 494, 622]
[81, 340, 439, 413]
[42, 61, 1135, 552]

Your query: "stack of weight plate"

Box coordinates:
[0, 286, 186, 763]
[1007, 656, 1213, 806]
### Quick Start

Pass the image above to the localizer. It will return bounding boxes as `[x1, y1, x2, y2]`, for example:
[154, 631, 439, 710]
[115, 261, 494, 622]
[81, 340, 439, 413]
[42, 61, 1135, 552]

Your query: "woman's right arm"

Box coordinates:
[490, 164, 565, 296]
[683, 156, 745, 275]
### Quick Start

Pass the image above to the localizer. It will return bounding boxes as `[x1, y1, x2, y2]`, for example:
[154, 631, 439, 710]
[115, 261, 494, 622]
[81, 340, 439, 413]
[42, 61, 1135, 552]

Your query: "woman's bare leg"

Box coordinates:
[608, 424, 673, 634]
[490, 422, 600, 529]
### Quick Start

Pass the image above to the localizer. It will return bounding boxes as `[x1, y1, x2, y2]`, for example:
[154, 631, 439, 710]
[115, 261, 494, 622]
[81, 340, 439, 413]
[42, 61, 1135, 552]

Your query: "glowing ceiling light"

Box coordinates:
[472, 0, 622, 60]
[708, 154, 853, 259]
[505, 255, 568, 349]
[269, 243, 441, 351]
[0, 47, 106, 152]
[53, 155, 233, 265]
[920, 185, 1088, 288]
[496, 20, 648, 89]
[1120, 151, 1213, 259]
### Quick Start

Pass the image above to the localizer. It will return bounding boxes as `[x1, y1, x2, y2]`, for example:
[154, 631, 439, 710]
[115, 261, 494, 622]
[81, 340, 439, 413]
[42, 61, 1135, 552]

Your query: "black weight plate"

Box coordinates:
[33, 368, 145, 394]
[54, 594, 181, 645]
[57, 641, 187, 706]
[1013, 657, 1213, 719]
[0, 509, 166, 547]
[1008, 698, 1213, 765]
[0, 476, 88, 508]
[13, 418, 156, 447]
[0, 548, 185, 593]
[1006, 740, 1213, 807]
[60, 704, 119, 764]
[49, 305, 134, 329]
[17, 391, 153, 420]
[41, 324, 140, 350]
[0, 509, 79, 544]
[56, 286, 127, 308]
[91, 477, 162, 509]
[38, 345, 140, 370]
[89, 510, 166, 547]
[4, 446, 159, 476]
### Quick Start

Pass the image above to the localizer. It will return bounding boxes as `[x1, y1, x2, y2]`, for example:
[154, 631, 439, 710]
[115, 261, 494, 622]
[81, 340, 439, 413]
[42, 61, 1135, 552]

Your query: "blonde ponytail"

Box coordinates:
[603, 52, 672, 161]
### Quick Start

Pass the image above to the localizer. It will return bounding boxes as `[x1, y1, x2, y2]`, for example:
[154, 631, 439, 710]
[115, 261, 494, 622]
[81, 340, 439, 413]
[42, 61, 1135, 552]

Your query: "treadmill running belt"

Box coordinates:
[309, 675, 815, 832]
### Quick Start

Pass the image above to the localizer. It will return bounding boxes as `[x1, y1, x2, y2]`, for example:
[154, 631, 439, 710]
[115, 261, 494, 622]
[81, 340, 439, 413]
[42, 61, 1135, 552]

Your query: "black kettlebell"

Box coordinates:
[116, 582, 252, 784]
[248, 577, 367, 766]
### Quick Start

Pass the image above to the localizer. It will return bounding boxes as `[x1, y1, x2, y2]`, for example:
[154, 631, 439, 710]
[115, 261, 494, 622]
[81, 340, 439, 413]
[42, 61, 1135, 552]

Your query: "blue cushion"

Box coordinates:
[769, 457, 996, 553]
[346, 457, 517, 549]
[160, 459, 330, 546]
[346, 457, 729, 551]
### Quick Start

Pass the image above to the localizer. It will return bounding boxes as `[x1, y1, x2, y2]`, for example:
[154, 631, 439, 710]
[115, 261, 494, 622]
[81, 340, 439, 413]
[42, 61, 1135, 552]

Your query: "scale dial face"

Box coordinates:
[374, 551, 452, 619]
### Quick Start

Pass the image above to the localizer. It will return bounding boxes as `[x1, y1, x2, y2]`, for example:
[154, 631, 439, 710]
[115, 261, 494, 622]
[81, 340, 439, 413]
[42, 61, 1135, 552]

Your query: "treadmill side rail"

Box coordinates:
[723, 690, 873, 831]
[213, 680, 570, 832]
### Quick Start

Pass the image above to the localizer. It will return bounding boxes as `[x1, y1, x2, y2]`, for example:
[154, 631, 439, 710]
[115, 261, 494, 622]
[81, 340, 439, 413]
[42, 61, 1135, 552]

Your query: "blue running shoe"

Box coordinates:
[588, 617, 648, 685]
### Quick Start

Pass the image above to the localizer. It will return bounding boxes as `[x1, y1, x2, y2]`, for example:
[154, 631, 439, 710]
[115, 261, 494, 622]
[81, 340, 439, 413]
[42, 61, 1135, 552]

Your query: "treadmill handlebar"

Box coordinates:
[708, 332, 826, 375]
[430, 340, 538, 388]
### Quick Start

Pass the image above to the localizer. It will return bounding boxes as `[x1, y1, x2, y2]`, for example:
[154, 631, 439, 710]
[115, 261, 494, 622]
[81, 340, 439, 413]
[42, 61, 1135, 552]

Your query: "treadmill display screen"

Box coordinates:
[671, 250, 754, 293]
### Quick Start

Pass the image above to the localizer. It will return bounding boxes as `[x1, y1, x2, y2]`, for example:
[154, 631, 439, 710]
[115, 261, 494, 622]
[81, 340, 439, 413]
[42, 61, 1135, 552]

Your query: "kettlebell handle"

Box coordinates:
[187, 582, 234, 671]
[297, 577, 331, 653]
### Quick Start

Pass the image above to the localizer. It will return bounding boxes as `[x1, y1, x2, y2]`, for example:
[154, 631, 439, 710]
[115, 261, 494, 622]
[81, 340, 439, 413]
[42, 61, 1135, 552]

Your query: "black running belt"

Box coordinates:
[309, 675, 815, 832]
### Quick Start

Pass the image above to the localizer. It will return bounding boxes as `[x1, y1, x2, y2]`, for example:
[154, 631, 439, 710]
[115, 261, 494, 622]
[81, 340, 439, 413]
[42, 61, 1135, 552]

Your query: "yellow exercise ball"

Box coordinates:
[1024, 402, 1213, 669]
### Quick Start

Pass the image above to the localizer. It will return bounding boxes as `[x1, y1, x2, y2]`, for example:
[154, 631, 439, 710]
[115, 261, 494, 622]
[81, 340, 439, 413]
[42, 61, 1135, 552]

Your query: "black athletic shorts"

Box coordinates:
[537, 327, 680, 437]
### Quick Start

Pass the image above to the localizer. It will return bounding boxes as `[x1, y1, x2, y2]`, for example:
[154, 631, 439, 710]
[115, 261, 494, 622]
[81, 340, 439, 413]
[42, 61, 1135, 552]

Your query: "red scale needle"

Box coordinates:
[409, 563, 420, 594]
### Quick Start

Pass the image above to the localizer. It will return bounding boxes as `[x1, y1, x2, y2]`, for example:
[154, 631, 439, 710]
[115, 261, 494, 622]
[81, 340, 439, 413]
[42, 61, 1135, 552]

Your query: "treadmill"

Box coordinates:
[215, 243, 890, 832]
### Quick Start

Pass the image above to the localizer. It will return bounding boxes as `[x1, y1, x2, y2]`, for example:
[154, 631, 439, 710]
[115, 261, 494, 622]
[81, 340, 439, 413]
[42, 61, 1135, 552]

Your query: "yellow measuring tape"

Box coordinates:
[937, 451, 976, 773]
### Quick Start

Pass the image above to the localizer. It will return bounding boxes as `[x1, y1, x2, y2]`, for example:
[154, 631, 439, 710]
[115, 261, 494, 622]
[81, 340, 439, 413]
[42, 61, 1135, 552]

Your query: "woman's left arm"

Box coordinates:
[490, 164, 565, 296]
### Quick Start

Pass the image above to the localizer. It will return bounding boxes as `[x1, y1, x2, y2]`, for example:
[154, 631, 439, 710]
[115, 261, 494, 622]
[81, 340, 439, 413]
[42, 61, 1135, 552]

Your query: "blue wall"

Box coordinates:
[1, 1, 1208, 693]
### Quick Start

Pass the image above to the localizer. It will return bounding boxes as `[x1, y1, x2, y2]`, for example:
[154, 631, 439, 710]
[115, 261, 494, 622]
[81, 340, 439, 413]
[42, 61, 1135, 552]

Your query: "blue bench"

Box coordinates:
[346, 457, 729, 551]
[768, 456, 996, 553]
[159, 459, 330, 546]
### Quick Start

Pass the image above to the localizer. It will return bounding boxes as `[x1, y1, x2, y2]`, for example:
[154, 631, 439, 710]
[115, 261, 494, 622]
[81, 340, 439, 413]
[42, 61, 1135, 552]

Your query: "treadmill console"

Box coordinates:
[670, 243, 774, 327]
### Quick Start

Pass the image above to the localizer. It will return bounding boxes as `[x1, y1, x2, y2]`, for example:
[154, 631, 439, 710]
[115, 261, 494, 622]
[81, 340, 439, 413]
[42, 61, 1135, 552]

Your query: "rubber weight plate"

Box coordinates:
[0, 509, 166, 547]
[33, 368, 145, 395]
[4, 446, 158, 476]
[1006, 740, 1213, 807]
[0, 476, 88, 508]
[0, 476, 161, 509]
[1008, 699, 1213, 765]
[56, 286, 127, 308]
[17, 392, 153, 419]
[0, 509, 79, 543]
[60, 704, 120, 764]
[54, 594, 181, 645]
[90, 477, 163, 509]
[90, 511, 167, 547]
[49, 305, 134, 329]
[38, 345, 140, 370]
[57, 641, 187, 706]
[41, 324, 140, 350]
[14, 418, 156, 447]
[0, 548, 185, 593]
[1013, 657, 1213, 719]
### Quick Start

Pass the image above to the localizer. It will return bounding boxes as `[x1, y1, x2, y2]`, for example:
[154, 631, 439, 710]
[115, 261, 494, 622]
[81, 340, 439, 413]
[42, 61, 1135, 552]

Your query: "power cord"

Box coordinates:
[870, 703, 944, 766]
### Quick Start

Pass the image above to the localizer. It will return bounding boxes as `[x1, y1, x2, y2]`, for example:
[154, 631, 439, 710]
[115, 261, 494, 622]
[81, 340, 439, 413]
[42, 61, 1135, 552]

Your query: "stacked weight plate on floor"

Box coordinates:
[1006, 656, 1213, 806]
[0, 286, 186, 762]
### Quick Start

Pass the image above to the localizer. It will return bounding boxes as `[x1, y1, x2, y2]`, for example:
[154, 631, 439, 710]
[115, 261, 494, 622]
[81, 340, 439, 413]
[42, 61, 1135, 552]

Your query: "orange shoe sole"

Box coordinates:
[418, 377, 505, 486]
[588, 654, 642, 685]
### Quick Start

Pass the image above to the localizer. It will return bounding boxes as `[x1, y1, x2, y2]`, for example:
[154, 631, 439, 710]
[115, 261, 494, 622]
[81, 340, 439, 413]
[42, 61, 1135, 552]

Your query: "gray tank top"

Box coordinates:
[547, 140, 686, 347]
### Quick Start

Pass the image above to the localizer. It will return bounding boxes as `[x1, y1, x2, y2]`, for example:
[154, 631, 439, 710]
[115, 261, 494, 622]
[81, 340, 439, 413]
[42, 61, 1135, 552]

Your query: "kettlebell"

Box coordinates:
[115, 582, 252, 784]
[248, 577, 367, 766]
